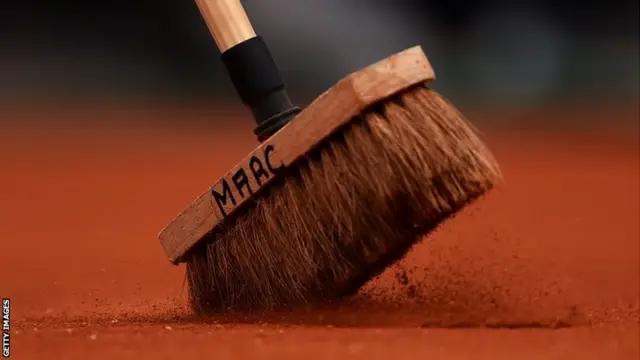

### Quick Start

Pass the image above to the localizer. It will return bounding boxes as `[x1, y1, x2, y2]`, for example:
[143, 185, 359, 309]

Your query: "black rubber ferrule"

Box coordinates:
[221, 36, 301, 142]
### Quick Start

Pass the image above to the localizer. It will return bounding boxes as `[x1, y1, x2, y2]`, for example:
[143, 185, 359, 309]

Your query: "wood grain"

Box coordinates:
[159, 46, 436, 264]
[195, 0, 257, 52]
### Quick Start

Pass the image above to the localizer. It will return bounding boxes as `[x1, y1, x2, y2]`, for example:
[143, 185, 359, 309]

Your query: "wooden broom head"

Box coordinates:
[186, 85, 502, 312]
[160, 46, 502, 312]
[158, 46, 437, 264]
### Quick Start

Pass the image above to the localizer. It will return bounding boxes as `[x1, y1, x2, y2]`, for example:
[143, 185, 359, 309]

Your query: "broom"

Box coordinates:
[159, 0, 502, 313]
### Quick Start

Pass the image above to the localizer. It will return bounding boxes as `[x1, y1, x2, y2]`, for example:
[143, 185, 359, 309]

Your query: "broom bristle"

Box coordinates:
[186, 85, 502, 313]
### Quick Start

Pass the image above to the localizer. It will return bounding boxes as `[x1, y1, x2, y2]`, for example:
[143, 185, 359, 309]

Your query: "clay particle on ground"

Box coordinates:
[89, 334, 97, 340]
[164, 325, 173, 330]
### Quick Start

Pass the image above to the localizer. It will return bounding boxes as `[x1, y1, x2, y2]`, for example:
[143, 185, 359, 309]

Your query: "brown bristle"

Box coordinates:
[186, 85, 502, 313]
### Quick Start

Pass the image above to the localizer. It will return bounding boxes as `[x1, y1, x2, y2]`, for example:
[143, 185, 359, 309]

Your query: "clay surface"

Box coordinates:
[1, 105, 638, 359]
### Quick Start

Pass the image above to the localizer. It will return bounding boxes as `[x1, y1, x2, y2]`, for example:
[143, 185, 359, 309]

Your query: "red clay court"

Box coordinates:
[1, 105, 638, 359]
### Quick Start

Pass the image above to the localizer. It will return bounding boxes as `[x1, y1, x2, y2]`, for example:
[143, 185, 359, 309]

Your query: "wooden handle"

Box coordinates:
[195, 0, 257, 53]
[195, 0, 299, 141]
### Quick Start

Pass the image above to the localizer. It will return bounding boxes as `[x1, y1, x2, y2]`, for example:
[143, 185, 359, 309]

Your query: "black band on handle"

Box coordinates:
[221, 36, 300, 142]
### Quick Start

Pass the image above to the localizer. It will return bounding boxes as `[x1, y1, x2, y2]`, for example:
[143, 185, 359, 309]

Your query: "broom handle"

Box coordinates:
[195, 0, 256, 52]
[195, 0, 301, 141]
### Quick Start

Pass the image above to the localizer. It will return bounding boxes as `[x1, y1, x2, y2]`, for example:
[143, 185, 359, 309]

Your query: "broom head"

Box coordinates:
[158, 46, 503, 313]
